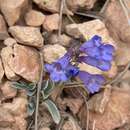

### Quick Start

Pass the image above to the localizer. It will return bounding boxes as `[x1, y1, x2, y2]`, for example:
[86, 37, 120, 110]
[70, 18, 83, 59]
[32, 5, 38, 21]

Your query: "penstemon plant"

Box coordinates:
[12, 35, 115, 125]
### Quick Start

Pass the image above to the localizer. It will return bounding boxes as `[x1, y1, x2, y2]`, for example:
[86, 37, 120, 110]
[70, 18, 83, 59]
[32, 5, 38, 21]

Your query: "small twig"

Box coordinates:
[27, 120, 33, 130]
[119, 0, 130, 25]
[56, 116, 66, 130]
[58, 0, 64, 38]
[75, 11, 104, 20]
[100, 0, 110, 14]
[110, 61, 130, 85]
[34, 51, 44, 130]
[92, 120, 96, 130]
[77, 89, 89, 130]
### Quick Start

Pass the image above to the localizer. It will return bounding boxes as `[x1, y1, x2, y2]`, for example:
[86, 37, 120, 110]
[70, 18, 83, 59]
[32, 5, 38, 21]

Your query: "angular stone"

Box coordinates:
[0, 14, 9, 40]
[4, 38, 17, 47]
[9, 26, 44, 48]
[1, 46, 20, 81]
[88, 85, 111, 114]
[3, 97, 28, 117]
[49, 34, 72, 47]
[0, 58, 4, 83]
[88, 87, 130, 130]
[9, 44, 41, 83]
[25, 10, 46, 26]
[115, 43, 130, 66]
[33, 0, 60, 13]
[0, 0, 28, 26]
[43, 14, 60, 31]
[104, 0, 130, 44]
[65, 19, 116, 47]
[0, 108, 15, 127]
[66, 0, 97, 12]
[0, 81, 17, 100]
[43, 44, 66, 63]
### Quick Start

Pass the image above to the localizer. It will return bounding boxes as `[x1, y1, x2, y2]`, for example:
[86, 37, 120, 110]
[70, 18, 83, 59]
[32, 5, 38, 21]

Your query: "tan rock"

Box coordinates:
[39, 127, 50, 130]
[104, 0, 130, 44]
[3, 97, 27, 117]
[0, 58, 4, 83]
[43, 14, 60, 31]
[78, 63, 102, 75]
[1, 46, 20, 81]
[33, 0, 60, 13]
[0, 0, 28, 26]
[0, 14, 9, 40]
[9, 26, 44, 48]
[9, 44, 41, 83]
[4, 38, 17, 46]
[0, 108, 15, 127]
[14, 116, 27, 130]
[103, 61, 118, 79]
[115, 43, 130, 66]
[62, 117, 81, 130]
[65, 19, 116, 47]
[88, 85, 111, 114]
[25, 10, 45, 26]
[88, 87, 130, 130]
[0, 81, 17, 99]
[49, 34, 72, 47]
[43, 44, 66, 63]
[63, 98, 84, 114]
[66, 0, 97, 12]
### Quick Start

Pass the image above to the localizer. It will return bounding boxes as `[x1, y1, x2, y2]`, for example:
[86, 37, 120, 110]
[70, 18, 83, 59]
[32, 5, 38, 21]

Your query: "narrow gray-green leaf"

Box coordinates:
[44, 99, 61, 124]
[27, 102, 35, 116]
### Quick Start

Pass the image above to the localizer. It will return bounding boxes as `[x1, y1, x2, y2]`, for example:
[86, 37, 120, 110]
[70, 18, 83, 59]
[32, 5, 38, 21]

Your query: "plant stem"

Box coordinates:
[34, 51, 44, 130]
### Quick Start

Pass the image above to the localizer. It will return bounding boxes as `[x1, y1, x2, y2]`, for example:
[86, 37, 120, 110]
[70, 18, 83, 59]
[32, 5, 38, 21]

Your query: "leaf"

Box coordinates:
[27, 102, 35, 116]
[12, 82, 36, 91]
[44, 99, 61, 124]
[42, 80, 55, 99]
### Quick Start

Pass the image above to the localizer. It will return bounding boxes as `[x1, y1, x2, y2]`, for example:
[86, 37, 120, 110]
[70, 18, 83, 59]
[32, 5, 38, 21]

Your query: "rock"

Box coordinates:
[0, 108, 15, 127]
[4, 38, 17, 46]
[63, 98, 84, 114]
[43, 44, 66, 63]
[0, 81, 17, 100]
[88, 87, 130, 130]
[0, 58, 4, 83]
[1, 46, 20, 81]
[9, 26, 44, 48]
[3, 97, 27, 117]
[65, 19, 116, 47]
[115, 43, 130, 66]
[14, 116, 27, 130]
[9, 44, 41, 83]
[62, 117, 81, 130]
[25, 10, 46, 26]
[49, 34, 72, 47]
[43, 14, 60, 31]
[39, 127, 50, 130]
[88, 85, 111, 114]
[0, 0, 28, 26]
[33, 0, 60, 13]
[66, 0, 97, 12]
[104, 0, 130, 44]
[78, 63, 102, 75]
[0, 15, 9, 40]
[103, 61, 118, 79]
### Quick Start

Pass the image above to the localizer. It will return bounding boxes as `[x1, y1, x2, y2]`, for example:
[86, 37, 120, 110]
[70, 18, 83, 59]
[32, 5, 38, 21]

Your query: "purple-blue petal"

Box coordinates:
[45, 64, 54, 72]
[78, 56, 111, 71]
[78, 71, 105, 93]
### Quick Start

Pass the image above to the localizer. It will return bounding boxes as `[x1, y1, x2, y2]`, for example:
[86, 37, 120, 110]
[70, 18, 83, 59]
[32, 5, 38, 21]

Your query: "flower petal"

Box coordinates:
[78, 56, 111, 71]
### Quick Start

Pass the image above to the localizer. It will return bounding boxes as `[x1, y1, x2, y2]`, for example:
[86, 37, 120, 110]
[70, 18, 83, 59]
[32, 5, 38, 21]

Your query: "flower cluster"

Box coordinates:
[45, 35, 115, 93]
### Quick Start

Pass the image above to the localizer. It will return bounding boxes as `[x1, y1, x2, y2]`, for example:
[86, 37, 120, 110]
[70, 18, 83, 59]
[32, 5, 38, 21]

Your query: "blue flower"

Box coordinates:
[78, 71, 105, 93]
[78, 56, 111, 71]
[45, 52, 79, 82]
[80, 35, 115, 61]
